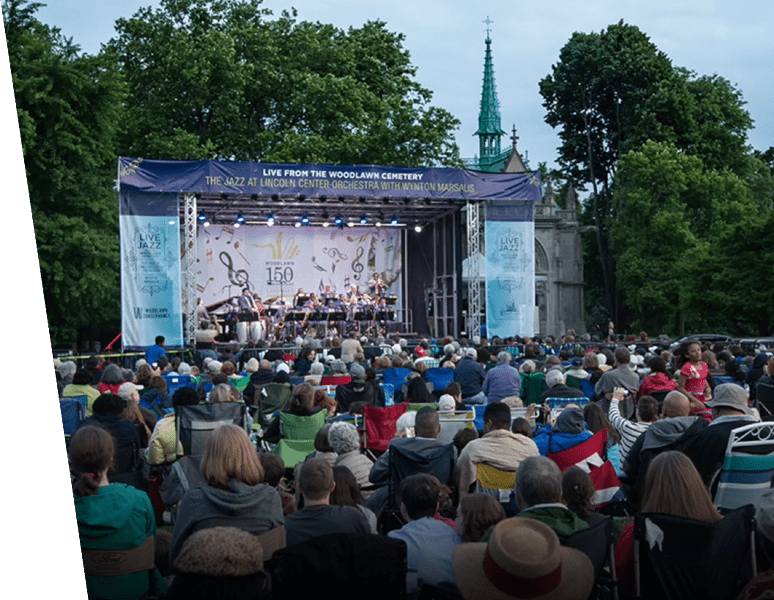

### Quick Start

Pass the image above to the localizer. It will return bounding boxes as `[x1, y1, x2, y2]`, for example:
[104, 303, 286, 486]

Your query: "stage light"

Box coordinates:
[234, 213, 246, 227]
[334, 215, 344, 228]
[322, 222, 330, 228]
[347, 221, 355, 227]
[360, 215, 368, 225]
[267, 214, 275, 226]
[414, 223, 422, 233]
[197, 211, 208, 224]
[390, 215, 399, 225]
[301, 215, 310, 226]
[295, 222, 301, 228]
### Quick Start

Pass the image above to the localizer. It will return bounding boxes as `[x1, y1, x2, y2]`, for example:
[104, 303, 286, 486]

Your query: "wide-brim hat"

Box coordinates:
[706, 383, 752, 415]
[453, 518, 593, 600]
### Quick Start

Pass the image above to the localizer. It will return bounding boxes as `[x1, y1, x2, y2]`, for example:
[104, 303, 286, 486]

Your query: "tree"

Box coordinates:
[540, 21, 762, 331]
[107, 0, 462, 167]
[610, 141, 765, 334]
[4, 0, 125, 345]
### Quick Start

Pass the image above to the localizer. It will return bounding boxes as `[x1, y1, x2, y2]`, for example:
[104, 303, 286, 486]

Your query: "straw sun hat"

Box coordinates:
[452, 518, 594, 600]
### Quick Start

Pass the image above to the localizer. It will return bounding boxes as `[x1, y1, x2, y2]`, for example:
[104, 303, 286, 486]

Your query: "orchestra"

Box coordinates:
[206, 277, 398, 344]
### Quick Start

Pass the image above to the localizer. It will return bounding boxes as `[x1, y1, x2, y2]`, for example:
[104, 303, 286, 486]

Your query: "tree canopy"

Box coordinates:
[4, 0, 124, 344]
[107, 0, 462, 167]
[540, 20, 772, 334]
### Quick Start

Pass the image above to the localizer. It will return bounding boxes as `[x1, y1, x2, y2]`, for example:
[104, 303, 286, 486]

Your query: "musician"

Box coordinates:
[238, 287, 258, 313]
[294, 288, 309, 308]
[348, 284, 360, 305]
[320, 284, 336, 302]
[196, 298, 222, 334]
[368, 272, 385, 297]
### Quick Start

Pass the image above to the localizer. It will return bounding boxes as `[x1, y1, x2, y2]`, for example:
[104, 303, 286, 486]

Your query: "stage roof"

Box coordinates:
[118, 158, 541, 227]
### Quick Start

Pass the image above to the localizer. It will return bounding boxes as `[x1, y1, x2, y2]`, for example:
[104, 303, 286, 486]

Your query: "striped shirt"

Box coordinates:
[608, 399, 650, 462]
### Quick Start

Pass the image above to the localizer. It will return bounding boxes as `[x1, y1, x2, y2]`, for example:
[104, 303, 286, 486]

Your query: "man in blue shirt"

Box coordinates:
[145, 335, 166, 366]
[482, 351, 522, 404]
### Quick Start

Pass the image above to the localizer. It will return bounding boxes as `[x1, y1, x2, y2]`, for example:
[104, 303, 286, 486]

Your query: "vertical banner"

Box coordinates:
[485, 201, 535, 338]
[120, 190, 183, 349]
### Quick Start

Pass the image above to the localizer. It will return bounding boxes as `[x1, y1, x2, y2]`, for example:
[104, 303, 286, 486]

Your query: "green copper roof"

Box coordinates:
[475, 36, 506, 139]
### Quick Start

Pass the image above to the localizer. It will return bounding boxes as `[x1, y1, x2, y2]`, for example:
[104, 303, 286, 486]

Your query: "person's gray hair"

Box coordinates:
[497, 351, 511, 363]
[516, 456, 562, 507]
[465, 347, 477, 358]
[502, 396, 523, 408]
[443, 343, 455, 356]
[350, 364, 366, 380]
[310, 361, 324, 376]
[244, 357, 260, 374]
[178, 362, 191, 375]
[59, 360, 77, 379]
[395, 411, 417, 436]
[209, 383, 233, 404]
[545, 369, 565, 388]
[519, 359, 536, 374]
[327, 421, 360, 454]
[208, 360, 223, 374]
[135, 358, 148, 371]
[330, 359, 347, 375]
[399, 338, 408, 348]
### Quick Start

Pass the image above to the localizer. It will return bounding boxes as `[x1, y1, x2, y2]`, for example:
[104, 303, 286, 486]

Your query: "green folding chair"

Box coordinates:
[273, 410, 328, 469]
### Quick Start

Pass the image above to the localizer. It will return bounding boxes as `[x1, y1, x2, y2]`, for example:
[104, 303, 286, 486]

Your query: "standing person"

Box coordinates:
[71, 426, 167, 599]
[675, 341, 713, 404]
[145, 335, 167, 366]
[594, 346, 640, 418]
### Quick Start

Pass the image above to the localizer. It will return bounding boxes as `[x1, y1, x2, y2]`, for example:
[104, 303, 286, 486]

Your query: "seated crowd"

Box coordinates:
[56, 331, 774, 599]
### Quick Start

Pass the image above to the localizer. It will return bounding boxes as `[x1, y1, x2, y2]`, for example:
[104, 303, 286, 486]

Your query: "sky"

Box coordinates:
[31, 0, 774, 170]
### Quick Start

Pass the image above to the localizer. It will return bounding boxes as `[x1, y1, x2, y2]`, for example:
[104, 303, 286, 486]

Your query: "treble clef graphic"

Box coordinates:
[219, 251, 249, 287]
[351, 247, 364, 280]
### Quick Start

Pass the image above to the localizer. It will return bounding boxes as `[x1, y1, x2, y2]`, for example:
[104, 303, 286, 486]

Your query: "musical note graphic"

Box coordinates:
[351, 246, 364, 280]
[219, 251, 250, 288]
[215, 226, 235, 244]
[196, 277, 215, 293]
[311, 256, 327, 272]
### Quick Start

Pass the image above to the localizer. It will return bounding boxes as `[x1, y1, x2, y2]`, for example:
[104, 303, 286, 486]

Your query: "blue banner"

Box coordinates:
[118, 158, 542, 202]
[485, 201, 536, 338]
[120, 190, 183, 349]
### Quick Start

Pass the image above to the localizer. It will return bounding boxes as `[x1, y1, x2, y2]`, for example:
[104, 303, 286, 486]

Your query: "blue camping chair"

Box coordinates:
[426, 368, 454, 392]
[61, 396, 87, 437]
[163, 374, 195, 396]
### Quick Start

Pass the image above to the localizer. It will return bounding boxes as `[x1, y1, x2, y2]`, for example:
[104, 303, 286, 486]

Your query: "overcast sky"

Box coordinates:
[31, 0, 774, 170]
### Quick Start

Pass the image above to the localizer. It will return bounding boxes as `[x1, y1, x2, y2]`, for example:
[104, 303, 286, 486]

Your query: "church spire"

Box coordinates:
[475, 17, 506, 160]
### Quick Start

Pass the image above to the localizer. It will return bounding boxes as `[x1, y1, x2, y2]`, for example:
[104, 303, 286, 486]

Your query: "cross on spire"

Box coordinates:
[511, 125, 519, 149]
[483, 16, 493, 39]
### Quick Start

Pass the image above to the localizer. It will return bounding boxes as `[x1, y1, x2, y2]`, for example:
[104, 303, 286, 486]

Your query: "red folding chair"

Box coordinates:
[319, 375, 352, 386]
[362, 403, 408, 458]
[546, 428, 621, 508]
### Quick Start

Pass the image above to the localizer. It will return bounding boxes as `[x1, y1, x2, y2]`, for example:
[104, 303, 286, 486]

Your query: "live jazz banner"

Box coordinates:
[485, 201, 536, 338]
[197, 225, 403, 308]
[120, 191, 184, 349]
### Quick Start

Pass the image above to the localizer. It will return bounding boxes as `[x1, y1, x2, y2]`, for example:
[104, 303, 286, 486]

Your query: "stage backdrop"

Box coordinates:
[485, 201, 535, 338]
[197, 225, 403, 309]
[120, 190, 184, 349]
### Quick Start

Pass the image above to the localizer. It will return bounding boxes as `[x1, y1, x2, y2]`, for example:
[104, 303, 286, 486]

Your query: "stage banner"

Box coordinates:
[197, 225, 402, 308]
[118, 157, 543, 202]
[485, 201, 535, 338]
[120, 190, 183, 349]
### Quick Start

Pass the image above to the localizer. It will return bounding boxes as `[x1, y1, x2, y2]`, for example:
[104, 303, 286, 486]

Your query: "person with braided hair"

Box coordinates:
[71, 425, 167, 599]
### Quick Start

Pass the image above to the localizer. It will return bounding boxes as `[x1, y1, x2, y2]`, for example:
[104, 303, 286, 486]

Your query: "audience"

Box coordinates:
[60, 336, 774, 597]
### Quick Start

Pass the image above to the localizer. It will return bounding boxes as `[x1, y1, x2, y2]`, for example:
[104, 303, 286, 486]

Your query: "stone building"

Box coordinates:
[467, 32, 585, 338]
